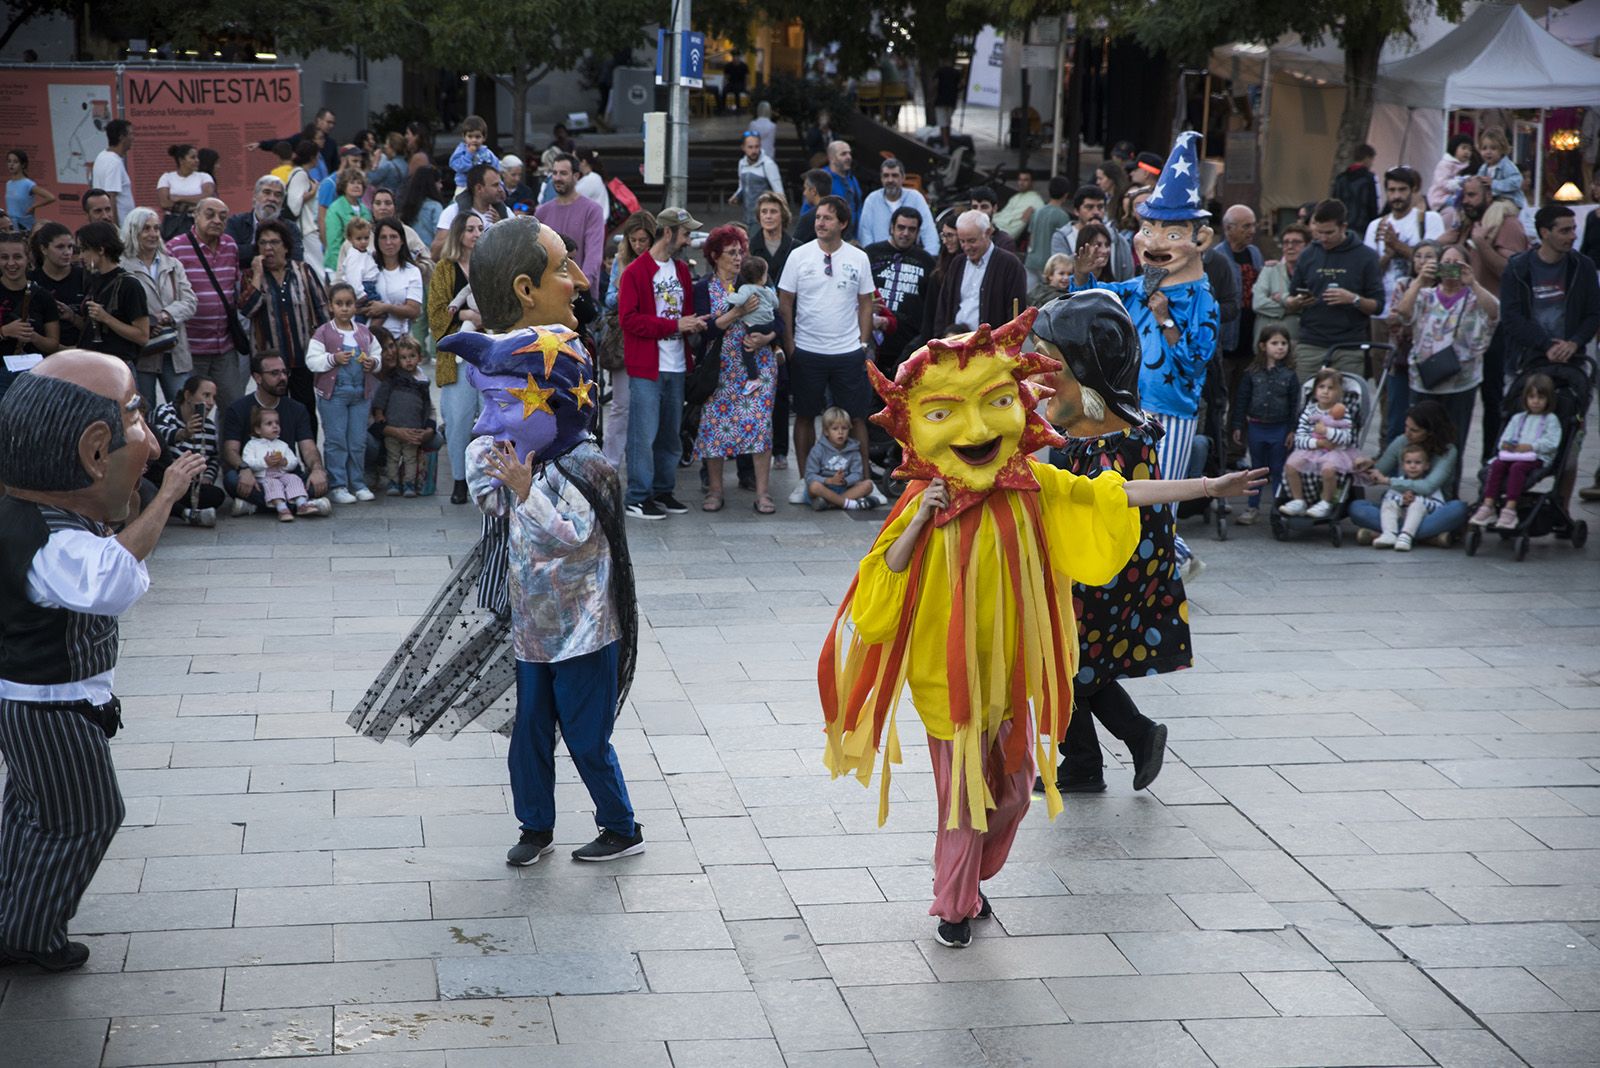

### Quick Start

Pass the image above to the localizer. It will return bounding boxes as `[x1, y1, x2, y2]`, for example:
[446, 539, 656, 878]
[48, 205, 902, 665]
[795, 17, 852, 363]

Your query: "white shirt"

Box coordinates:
[93, 149, 134, 220]
[956, 245, 993, 331]
[1363, 208, 1445, 314]
[436, 201, 498, 233]
[340, 246, 379, 288]
[576, 172, 610, 217]
[777, 241, 874, 355]
[0, 529, 149, 704]
[858, 186, 939, 256]
[158, 170, 213, 199]
[651, 256, 687, 373]
[374, 263, 423, 335]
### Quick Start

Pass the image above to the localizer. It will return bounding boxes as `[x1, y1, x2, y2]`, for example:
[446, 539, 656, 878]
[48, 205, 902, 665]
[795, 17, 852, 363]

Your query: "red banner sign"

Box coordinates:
[122, 69, 300, 221]
[0, 68, 118, 226]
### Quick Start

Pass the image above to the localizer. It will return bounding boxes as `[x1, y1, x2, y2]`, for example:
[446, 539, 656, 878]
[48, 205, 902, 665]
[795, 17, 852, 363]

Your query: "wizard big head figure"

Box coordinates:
[1067, 132, 1220, 511]
[0, 351, 205, 971]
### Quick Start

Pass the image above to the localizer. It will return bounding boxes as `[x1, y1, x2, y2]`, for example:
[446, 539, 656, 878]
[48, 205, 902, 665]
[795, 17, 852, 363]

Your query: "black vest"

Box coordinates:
[0, 496, 120, 686]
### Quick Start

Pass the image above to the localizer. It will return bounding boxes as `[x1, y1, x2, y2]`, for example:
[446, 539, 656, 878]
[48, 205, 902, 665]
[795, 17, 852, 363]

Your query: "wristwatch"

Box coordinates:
[1159, 317, 1176, 331]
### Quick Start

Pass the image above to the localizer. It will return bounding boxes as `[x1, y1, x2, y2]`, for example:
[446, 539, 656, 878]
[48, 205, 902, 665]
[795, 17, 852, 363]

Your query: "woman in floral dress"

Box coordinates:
[693, 225, 780, 513]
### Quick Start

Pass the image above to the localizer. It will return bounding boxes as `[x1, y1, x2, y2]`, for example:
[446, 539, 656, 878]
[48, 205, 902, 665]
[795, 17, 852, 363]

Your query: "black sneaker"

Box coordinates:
[0, 941, 90, 971]
[626, 500, 667, 520]
[506, 829, 554, 866]
[1034, 774, 1108, 794]
[1131, 723, 1168, 792]
[934, 919, 972, 948]
[654, 493, 689, 515]
[572, 823, 645, 862]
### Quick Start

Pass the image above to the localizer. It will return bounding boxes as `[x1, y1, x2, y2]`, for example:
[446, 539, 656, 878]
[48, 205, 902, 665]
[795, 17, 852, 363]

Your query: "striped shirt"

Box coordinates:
[152, 402, 220, 483]
[170, 232, 241, 356]
[240, 261, 327, 370]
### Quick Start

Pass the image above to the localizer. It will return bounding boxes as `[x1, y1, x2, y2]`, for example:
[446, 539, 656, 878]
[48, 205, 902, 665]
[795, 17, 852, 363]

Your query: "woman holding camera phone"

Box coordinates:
[152, 374, 226, 527]
[1391, 243, 1499, 483]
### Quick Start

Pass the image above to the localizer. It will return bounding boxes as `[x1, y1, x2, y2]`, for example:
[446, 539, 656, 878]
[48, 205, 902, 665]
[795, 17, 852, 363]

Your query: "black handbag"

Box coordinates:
[185, 233, 252, 356]
[143, 327, 180, 356]
[1414, 296, 1468, 390]
[684, 323, 724, 406]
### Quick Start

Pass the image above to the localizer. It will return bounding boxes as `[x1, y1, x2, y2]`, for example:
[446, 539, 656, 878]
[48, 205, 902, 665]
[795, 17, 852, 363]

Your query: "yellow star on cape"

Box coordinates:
[505, 374, 556, 419]
[568, 379, 596, 409]
[513, 329, 579, 377]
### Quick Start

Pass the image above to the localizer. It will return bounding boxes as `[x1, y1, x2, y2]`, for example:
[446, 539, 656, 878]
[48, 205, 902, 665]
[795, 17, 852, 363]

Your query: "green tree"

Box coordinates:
[996, 0, 1463, 179]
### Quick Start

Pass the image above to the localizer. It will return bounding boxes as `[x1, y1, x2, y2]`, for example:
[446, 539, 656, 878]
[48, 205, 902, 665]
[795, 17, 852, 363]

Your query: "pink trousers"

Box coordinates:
[926, 719, 1035, 923]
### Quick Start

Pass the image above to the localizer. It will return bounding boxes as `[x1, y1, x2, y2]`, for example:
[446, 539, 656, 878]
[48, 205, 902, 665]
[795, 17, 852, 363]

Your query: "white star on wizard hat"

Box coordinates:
[1136, 132, 1209, 221]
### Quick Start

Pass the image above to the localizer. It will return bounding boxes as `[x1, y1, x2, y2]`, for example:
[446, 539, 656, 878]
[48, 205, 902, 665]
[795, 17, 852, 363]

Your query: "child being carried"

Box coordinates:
[727, 256, 780, 395]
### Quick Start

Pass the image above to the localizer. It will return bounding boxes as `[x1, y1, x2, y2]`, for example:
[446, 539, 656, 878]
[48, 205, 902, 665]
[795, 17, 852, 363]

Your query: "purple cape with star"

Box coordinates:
[438, 327, 598, 466]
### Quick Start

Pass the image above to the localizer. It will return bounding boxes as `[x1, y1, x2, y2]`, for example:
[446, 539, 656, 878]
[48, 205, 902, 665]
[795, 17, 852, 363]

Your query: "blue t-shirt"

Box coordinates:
[317, 176, 338, 210]
[6, 178, 37, 229]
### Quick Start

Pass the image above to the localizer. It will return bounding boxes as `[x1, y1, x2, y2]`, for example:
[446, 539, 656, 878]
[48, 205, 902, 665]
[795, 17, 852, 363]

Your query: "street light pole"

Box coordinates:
[667, 0, 692, 209]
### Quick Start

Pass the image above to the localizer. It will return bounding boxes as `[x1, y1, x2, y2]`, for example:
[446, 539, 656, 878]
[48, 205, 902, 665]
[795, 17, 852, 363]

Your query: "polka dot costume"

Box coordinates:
[1051, 422, 1192, 687]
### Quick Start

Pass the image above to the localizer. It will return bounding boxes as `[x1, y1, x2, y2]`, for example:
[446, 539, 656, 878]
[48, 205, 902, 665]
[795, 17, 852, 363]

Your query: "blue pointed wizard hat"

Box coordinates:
[437, 326, 597, 466]
[1135, 131, 1209, 221]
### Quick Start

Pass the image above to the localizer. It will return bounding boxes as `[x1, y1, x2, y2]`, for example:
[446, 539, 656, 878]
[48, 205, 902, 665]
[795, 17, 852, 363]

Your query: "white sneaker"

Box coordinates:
[353, 488, 376, 502]
[867, 486, 890, 506]
[1181, 556, 1206, 582]
[329, 488, 358, 505]
[1394, 533, 1413, 552]
[306, 497, 333, 517]
[1306, 500, 1333, 519]
[788, 483, 808, 505]
[1279, 499, 1308, 517]
[226, 497, 254, 517]
[1372, 531, 1397, 549]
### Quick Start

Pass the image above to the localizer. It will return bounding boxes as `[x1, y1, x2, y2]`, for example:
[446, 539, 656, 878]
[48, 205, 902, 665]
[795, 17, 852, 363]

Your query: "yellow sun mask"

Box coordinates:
[867, 308, 1063, 524]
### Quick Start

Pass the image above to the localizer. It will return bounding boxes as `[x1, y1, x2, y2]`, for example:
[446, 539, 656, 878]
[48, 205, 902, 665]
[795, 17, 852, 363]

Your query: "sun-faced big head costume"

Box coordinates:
[820, 308, 1141, 831]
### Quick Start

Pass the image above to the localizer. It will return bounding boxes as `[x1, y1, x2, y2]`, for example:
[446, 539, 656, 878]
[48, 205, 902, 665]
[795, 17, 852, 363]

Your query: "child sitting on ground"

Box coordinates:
[1229, 326, 1300, 524]
[805, 406, 877, 511]
[242, 407, 314, 521]
[727, 256, 780, 395]
[1280, 369, 1362, 519]
[1375, 443, 1447, 551]
[372, 336, 435, 497]
[449, 115, 500, 191]
[1472, 373, 1562, 530]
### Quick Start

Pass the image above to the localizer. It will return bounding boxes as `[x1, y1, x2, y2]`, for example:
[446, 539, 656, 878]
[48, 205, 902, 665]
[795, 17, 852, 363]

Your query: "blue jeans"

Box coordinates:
[317, 393, 371, 492]
[1382, 372, 1411, 453]
[439, 378, 482, 485]
[1245, 421, 1290, 508]
[136, 359, 188, 412]
[626, 370, 685, 505]
[509, 643, 633, 836]
[1348, 497, 1469, 539]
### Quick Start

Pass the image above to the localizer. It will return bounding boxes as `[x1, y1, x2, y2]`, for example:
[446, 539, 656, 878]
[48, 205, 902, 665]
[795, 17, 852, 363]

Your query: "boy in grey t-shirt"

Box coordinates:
[804, 406, 877, 511]
[728, 256, 780, 395]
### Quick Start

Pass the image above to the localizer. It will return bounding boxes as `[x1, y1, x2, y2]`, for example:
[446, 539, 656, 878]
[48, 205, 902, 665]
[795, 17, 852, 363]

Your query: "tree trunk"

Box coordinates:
[0, 0, 44, 54]
[1332, 18, 1387, 180]
[508, 62, 529, 157]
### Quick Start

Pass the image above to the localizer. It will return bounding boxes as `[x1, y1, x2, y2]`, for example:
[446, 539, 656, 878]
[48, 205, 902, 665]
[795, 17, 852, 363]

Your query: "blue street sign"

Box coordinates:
[655, 29, 706, 88]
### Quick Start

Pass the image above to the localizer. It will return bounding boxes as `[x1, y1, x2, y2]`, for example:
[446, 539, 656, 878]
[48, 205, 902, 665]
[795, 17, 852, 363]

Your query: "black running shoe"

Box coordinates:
[506, 829, 554, 866]
[626, 500, 667, 520]
[934, 919, 972, 948]
[654, 493, 689, 514]
[0, 941, 90, 971]
[572, 823, 645, 862]
[977, 892, 993, 919]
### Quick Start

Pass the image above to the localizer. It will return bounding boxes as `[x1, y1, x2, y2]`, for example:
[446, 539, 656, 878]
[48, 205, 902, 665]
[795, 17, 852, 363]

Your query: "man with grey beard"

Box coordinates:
[226, 175, 303, 269]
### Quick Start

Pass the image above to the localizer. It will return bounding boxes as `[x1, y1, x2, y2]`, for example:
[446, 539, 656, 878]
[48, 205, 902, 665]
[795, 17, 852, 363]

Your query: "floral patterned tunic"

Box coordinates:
[693, 275, 777, 459]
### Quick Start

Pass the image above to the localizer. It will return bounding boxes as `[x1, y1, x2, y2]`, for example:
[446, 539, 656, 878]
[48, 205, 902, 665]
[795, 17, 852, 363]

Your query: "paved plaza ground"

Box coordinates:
[2, 428, 1599, 1066]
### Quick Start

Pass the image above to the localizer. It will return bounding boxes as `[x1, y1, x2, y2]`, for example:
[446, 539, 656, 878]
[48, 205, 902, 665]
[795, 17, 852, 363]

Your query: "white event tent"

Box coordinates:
[1547, 0, 1600, 50]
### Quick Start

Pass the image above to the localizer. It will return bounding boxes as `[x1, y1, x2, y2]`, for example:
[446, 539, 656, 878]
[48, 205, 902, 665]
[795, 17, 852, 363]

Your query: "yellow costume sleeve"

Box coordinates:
[1034, 462, 1140, 588]
[848, 494, 921, 645]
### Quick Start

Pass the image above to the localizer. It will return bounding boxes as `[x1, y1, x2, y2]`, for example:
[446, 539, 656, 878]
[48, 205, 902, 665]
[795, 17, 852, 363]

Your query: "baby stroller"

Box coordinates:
[1465, 355, 1593, 562]
[1269, 358, 1378, 547]
[1175, 349, 1232, 541]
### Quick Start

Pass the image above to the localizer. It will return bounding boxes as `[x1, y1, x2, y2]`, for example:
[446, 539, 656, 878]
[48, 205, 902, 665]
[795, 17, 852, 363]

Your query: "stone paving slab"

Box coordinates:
[1, 427, 1596, 1065]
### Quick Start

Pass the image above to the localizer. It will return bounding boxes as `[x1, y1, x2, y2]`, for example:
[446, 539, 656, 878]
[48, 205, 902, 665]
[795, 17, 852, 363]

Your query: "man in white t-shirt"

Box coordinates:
[618, 207, 710, 520]
[1364, 165, 1444, 318]
[431, 164, 507, 260]
[92, 120, 135, 223]
[778, 196, 877, 505]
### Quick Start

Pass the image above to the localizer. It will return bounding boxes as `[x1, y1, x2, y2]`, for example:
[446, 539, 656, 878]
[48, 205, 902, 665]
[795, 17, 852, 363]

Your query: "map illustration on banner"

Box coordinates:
[49, 84, 113, 185]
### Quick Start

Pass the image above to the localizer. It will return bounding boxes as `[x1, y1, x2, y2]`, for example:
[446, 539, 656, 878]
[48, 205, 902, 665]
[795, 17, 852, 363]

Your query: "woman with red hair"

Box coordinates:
[692, 224, 781, 513]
